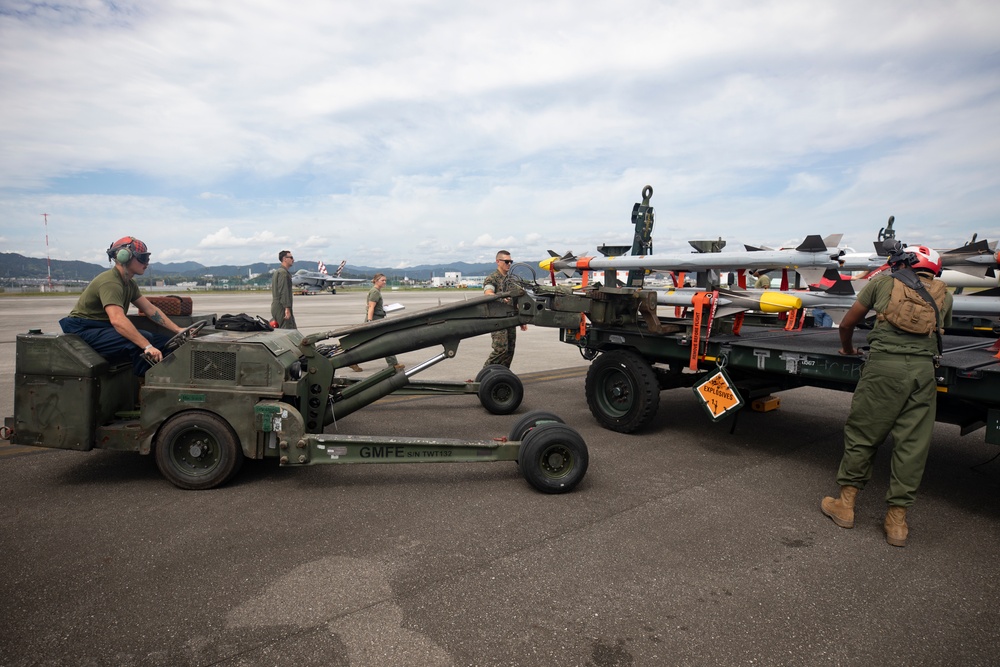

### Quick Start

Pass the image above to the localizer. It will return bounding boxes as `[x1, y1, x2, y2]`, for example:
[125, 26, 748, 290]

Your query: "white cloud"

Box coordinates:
[1, 0, 998, 269]
[198, 227, 289, 248]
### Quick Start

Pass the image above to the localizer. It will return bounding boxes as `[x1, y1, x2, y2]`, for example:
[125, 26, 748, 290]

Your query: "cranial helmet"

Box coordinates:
[909, 245, 942, 276]
[107, 236, 150, 264]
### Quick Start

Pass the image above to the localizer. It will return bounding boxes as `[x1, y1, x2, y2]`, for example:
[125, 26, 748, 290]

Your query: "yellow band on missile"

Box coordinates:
[539, 257, 556, 271]
[758, 291, 803, 313]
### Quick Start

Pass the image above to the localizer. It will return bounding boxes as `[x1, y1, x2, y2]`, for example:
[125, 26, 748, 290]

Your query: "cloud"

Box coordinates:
[198, 227, 289, 248]
[1, 1, 998, 269]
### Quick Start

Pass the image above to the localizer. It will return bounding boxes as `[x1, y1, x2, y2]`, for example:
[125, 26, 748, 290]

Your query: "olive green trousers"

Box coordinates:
[837, 352, 937, 507]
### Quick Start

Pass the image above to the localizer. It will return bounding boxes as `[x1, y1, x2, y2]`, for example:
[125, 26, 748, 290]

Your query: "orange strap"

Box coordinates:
[690, 292, 714, 370]
[575, 312, 588, 340]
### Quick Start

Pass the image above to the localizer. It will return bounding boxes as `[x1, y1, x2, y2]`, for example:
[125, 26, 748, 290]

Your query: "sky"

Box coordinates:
[1, 0, 999, 270]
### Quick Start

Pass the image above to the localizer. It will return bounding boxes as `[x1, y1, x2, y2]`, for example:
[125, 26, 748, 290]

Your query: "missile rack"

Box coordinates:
[544, 185, 1000, 443]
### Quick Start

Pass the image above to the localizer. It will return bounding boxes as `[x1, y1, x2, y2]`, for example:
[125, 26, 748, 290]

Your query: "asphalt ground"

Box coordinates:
[1, 291, 999, 667]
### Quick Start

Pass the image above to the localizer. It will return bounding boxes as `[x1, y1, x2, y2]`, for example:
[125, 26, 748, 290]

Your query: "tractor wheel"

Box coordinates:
[518, 424, 589, 494]
[154, 411, 244, 490]
[475, 364, 509, 383]
[585, 349, 660, 433]
[508, 411, 565, 442]
[478, 369, 524, 415]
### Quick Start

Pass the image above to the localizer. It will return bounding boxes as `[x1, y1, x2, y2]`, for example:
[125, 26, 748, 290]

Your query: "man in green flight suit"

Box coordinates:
[821, 244, 952, 547]
[271, 250, 296, 329]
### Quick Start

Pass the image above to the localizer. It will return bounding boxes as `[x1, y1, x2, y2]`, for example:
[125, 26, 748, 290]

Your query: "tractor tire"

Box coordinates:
[518, 423, 589, 494]
[475, 364, 509, 383]
[154, 411, 244, 490]
[478, 368, 524, 415]
[508, 411, 565, 442]
[585, 349, 660, 433]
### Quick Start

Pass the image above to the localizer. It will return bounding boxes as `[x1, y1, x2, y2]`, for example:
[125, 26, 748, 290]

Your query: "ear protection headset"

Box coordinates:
[107, 237, 149, 265]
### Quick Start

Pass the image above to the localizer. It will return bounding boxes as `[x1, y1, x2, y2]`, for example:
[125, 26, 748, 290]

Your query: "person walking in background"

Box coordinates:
[483, 250, 527, 369]
[270, 250, 296, 329]
[367, 273, 403, 371]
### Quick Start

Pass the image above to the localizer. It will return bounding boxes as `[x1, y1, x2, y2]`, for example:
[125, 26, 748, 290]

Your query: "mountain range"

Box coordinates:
[0, 252, 501, 284]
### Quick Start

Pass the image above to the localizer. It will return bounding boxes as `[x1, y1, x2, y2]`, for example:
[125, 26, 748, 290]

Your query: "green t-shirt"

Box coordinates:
[68, 268, 141, 321]
[859, 274, 953, 356]
[367, 286, 385, 319]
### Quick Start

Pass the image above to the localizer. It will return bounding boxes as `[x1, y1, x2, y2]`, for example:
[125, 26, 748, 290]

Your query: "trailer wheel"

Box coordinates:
[508, 410, 565, 442]
[475, 364, 509, 383]
[478, 369, 524, 415]
[155, 411, 244, 490]
[519, 424, 588, 494]
[585, 349, 660, 433]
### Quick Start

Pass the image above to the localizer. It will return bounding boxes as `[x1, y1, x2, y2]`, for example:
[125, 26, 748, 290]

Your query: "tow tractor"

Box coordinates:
[538, 186, 1000, 444]
[2, 293, 589, 491]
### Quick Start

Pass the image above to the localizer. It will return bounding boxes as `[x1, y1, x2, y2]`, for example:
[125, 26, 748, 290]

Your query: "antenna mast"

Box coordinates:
[42, 213, 52, 290]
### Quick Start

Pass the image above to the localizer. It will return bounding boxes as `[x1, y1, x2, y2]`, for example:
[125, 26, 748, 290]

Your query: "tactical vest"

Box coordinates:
[876, 275, 947, 336]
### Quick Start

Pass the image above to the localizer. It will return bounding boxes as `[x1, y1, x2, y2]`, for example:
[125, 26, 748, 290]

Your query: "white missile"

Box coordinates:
[541, 236, 998, 287]
[541, 235, 885, 286]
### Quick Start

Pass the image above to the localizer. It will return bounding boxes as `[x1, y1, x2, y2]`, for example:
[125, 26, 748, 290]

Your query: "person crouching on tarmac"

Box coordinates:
[59, 236, 186, 376]
[821, 243, 952, 547]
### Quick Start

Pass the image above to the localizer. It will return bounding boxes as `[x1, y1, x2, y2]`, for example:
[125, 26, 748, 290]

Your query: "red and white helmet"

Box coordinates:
[909, 245, 942, 276]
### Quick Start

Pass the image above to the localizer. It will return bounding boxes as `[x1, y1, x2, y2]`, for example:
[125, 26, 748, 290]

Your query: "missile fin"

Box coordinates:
[822, 233, 844, 248]
[795, 235, 829, 252]
[824, 273, 859, 295]
[794, 267, 827, 286]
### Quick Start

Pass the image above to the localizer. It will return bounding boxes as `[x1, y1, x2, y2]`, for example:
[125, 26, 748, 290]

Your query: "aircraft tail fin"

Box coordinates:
[335, 260, 346, 277]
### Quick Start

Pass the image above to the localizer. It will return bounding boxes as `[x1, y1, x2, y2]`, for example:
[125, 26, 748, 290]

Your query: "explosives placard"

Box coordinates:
[692, 367, 744, 422]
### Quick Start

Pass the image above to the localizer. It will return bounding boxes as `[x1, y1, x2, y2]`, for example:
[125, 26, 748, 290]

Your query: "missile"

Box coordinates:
[756, 288, 1000, 318]
[541, 235, 886, 286]
[540, 237, 998, 285]
[656, 289, 803, 316]
[657, 288, 999, 320]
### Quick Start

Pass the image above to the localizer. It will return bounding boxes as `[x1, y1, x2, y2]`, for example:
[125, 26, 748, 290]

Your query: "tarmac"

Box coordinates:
[1, 291, 999, 666]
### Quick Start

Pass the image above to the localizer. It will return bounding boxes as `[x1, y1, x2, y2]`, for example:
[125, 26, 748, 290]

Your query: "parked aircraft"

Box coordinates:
[291, 260, 368, 294]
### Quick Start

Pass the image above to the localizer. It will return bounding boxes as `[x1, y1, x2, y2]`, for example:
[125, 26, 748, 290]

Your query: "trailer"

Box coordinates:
[534, 186, 1000, 444]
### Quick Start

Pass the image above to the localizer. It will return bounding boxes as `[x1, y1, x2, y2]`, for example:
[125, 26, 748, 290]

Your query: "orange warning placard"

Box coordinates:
[692, 368, 744, 421]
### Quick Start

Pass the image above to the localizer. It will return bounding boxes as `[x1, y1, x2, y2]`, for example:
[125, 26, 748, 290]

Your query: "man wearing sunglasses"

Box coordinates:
[270, 249, 297, 330]
[482, 250, 527, 368]
[59, 236, 185, 375]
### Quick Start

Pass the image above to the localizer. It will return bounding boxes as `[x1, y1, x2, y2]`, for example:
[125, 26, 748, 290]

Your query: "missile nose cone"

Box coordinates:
[539, 257, 557, 271]
[758, 291, 803, 313]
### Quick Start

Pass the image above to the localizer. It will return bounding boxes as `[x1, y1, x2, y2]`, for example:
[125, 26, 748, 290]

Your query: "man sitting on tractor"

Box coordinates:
[59, 236, 186, 375]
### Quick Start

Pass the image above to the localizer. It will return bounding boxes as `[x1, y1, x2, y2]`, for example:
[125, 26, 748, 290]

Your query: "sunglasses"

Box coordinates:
[136, 253, 151, 264]
[499, 259, 513, 264]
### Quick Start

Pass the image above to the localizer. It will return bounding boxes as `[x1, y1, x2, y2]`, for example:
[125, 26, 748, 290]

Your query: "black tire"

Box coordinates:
[154, 411, 244, 490]
[478, 369, 524, 415]
[508, 411, 565, 442]
[475, 364, 509, 383]
[518, 424, 588, 494]
[585, 349, 660, 433]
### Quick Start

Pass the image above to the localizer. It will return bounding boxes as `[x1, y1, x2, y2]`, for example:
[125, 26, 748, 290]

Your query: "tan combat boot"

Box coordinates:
[821, 486, 859, 528]
[884, 506, 908, 547]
